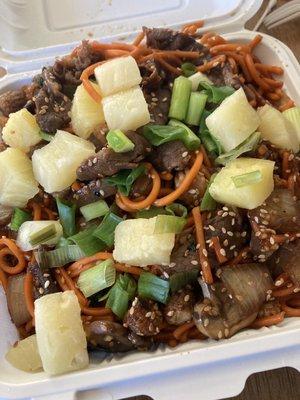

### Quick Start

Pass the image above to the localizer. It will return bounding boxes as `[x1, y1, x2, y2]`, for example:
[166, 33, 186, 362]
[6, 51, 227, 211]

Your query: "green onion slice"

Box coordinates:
[29, 224, 57, 246]
[106, 129, 135, 153]
[168, 75, 192, 121]
[216, 132, 261, 166]
[135, 206, 167, 219]
[199, 109, 222, 157]
[169, 270, 198, 293]
[40, 131, 54, 142]
[168, 119, 201, 150]
[232, 170, 262, 188]
[105, 165, 146, 196]
[69, 224, 106, 256]
[56, 198, 76, 237]
[80, 200, 109, 222]
[165, 203, 188, 218]
[93, 212, 123, 247]
[153, 214, 186, 234]
[138, 272, 169, 304]
[185, 91, 207, 126]
[106, 284, 129, 319]
[35, 245, 85, 269]
[181, 62, 197, 77]
[198, 82, 235, 104]
[77, 259, 116, 298]
[10, 208, 31, 231]
[200, 173, 217, 211]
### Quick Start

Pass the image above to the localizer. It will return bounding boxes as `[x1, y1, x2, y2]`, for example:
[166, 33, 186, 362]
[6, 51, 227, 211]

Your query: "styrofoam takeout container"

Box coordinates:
[0, 1, 299, 399]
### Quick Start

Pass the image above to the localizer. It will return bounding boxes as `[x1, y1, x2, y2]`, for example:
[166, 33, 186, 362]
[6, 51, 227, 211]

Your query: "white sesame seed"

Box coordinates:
[217, 331, 223, 339]
[163, 271, 169, 279]
[254, 216, 259, 223]
[39, 287, 44, 295]
[222, 212, 228, 217]
[231, 218, 235, 226]
[222, 207, 229, 211]
[222, 227, 227, 234]
[145, 311, 152, 318]
[203, 319, 209, 327]
[270, 237, 275, 245]
[203, 261, 208, 267]
[230, 245, 236, 250]
[202, 249, 208, 257]
[44, 280, 50, 289]
[229, 211, 235, 217]
[129, 307, 134, 315]
[224, 328, 229, 337]
[184, 295, 190, 302]
[223, 239, 229, 247]
[167, 310, 174, 317]
[241, 231, 247, 238]
[220, 249, 226, 256]
[208, 225, 215, 231]
[182, 151, 188, 158]
[169, 262, 176, 268]
[227, 231, 233, 237]
[188, 189, 197, 194]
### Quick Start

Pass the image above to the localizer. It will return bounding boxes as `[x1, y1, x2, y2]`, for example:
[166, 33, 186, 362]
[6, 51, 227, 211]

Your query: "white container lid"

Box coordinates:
[0, 0, 262, 51]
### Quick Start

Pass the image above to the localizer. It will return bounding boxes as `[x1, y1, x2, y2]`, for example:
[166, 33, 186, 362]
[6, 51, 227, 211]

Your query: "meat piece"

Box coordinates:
[77, 131, 151, 180]
[248, 188, 300, 234]
[127, 332, 153, 351]
[0, 226, 17, 239]
[193, 282, 257, 339]
[148, 141, 191, 172]
[207, 62, 241, 89]
[0, 89, 27, 116]
[257, 300, 281, 319]
[0, 205, 13, 226]
[204, 206, 249, 261]
[140, 58, 164, 90]
[130, 174, 152, 199]
[86, 321, 134, 352]
[73, 179, 117, 207]
[124, 297, 163, 336]
[145, 27, 208, 55]
[177, 171, 207, 208]
[249, 227, 279, 262]
[164, 287, 195, 325]
[27, 263, 58, 300]
[272, 240, 300, 286]
[144, 86, 171, 125]
[89, 125, 108, 151]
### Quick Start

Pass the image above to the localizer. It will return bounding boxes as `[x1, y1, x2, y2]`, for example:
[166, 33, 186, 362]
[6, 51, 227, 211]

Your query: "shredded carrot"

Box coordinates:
[197, 55, 226, 72]
[28, 201, 42, 221]
[0, 269, 8, 292]
[279, 99, 295, 112]
[132, 31, 145, 46]
[185, 216, 195, 228]
[173, 321, 195, 340]
[263, 77, 283, 88]
[155, 152, 203, 207]
[82, 306, 113, 317]
[104, 49, 129, 58]
[251, 311, 285, 328]
[248, 34, 263, 51]
[273, 284, 297, 298]
[155, 55, 181, 75]
[254, 63, 284, 75]
[228, 246, 251, 266]
[24, 272, 35, 318]
[0, 238, 26, 275]
[280, 300, 300, 317]
[159, 171, 173, 181]
[68, 252, 113, 278]
[42, 206, 56, 220]
[199, 31, 216, 44]
[55, 268, 88, 307]
[200, 145, 212, 168]
[210, 43, 249, 55]
[80, 60, 106, 103]
[181, 20, 204, 34]
[245, 53, 272, 92]
[115, 194, 138, 213]
[118, 164, 161, 210]
[222, 51, 252, 82]
[205, 35, 227, 47]
[91, 41, 135, 52]
[192, 206, 213, 284]
[211, 236, 228, 264]
[115, 263, 144, 276]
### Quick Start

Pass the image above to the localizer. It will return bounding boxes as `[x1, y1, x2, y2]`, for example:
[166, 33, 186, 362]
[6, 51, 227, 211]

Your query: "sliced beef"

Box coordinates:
[77, 131, 151, 180]
[89, 124, 108, 151]
[124, 297, 163, 337]
[257, 300, 281, 319]
[73, 179, 117, 207]
[207, 62, 241, 89]
[164, 287, 195, 325]
[130, 174, 152, 199]
[177, 171, 207, 208]
[273, 240, 300, 286]
[249, 227, 279, 262]
[248, 189, 300, 234]
[27, 263, 58, 300]
[139, 58, 164, 90]
[0, 205, 13, 226]
[144, 86, 171, 125]
[204, 206, 249, 261]
[148, 141, 190, 172]
[0, 88, 27, 116]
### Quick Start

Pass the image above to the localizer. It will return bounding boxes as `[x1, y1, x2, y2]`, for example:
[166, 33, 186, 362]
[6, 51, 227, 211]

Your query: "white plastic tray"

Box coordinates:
[0, 1, 300, 399]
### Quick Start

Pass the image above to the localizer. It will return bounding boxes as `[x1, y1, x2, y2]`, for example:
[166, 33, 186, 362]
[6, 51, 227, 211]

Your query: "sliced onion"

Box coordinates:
[220, 263, 273, 314]
[275, 241, 300, 286]
[7, 273, 31, 327]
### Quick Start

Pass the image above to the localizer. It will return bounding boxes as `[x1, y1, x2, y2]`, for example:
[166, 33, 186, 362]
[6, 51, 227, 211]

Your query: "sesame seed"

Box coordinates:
[254, 216, 259, 223]
[270, 237, 275, 245]
[260, 209, 268, 214]
[294, 288, 300, 293]
[156, 326, 160, 333]
[222, 212, 228, 217]
[163, 271, 169, 279]
[203, 261, 208, 268]
[217, 331, 223, 339]
[202, 249, 208, 257]
[169, 262, 176, 268]
[167, 310, 174, 317]
[221, 227, 227, 234]
[224, 328, 229, 337]
[182, 151, 188, 158]
[222, 207, 229, 211]
[241, 231, 247, 237]
[220, 249, 226, 256]
[262, 220, 269, 225]
[188, 189, 197, 194]
[129, 307, 134, 315]
[196, 243, 200, 249]
[38, 287, 44, 295]
[223, 239, 229, 247]
[231, 218, 235, 226]
[191, 260, 198, 265]
[44, 280, 50, 289]
[229, 211, 235, 217]
[184, 295, 190, 302]
[145, 312, 152, 318]
[227, 231, 233, 237]
[208, 225, 215, 231]
[230, 245, 236, 250]
[203, 319, 209, 327]
[149, 323, 154, 332]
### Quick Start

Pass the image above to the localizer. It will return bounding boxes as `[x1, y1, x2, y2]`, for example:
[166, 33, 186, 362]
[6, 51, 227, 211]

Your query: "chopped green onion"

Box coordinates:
[143, 124, 185, 146]
[232, 170, 262, 188]
[135, 206, 167, 219]
[106, 284, 129, 319]
[198, 82, 235, 104]
[80, 200, 109, 222]
[35, 245, 85, 269]
[40, 131, 54, 142]
[69, 225, 106, 256]
[93, 212, 122, 247]
[168, 119, 201, 150]
[168, 75, 192, 121]
[185, 92, 208, 126]
[77, 259, 116, 298]
[56, 236, 72, 248]
[105, 165, 146, 196]
[188, 72, 212, 91]
[283, 107, 300, 138]
[118, 273, 137, 300]
[10, 208, 31, 231]
[29, 224, 57, 246]
[181, 62, 197, 77]
[169, 270, 198, 293]
[106, 129, 135, 153]
[199, 110, 222, 156]
[165, 203, 188, 218]
[56, 198, 76, 237]
[215, 132, 261, 166]
[138, 272, 169, 304]
[153, 214, 186, 234]
[200, 173, 217, 211]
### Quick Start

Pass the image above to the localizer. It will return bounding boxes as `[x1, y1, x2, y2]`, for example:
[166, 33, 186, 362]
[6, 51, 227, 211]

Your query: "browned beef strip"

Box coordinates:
[177, 171, 207, 209]
[144, 86, 171, 125]
[124, 297, 163, 337]
[77, 131, 151, 180]
[0, 89, 27, 116]
[164, 287, 195, 326]
[207, 62, 241, 89]
[27, 263, 58, 300]
[139, 58, 165, 90]
[272, 240, 300, 286]
[89, 125, 108, 151]
[147, 140, 190, 172]
[73, 179, 117, 207]
[130, 174, 152, 199]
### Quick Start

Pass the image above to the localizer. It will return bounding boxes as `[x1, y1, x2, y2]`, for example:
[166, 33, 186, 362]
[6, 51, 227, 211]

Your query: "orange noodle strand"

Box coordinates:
[0, 238, 26, 275]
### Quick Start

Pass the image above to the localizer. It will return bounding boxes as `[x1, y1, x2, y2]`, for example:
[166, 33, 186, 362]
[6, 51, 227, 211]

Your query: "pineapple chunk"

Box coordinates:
[102, 86, 150, 131]
[6, 335, 42, 372]
[188, 71, 212, 91]
[2, 109, 42, 152]
[17, 220, 63, 251]
[113, 217, 175, 266]
[209, 158, 275, 210]
[206, 88, 260, 152]
[71, 83, 105, 139]
[94, 56, 142, 97]
[0, 148, 39, 207]
[35, 291, 89, 375]
[32, 130, 95, 193]
[257, 104, 299, 153]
